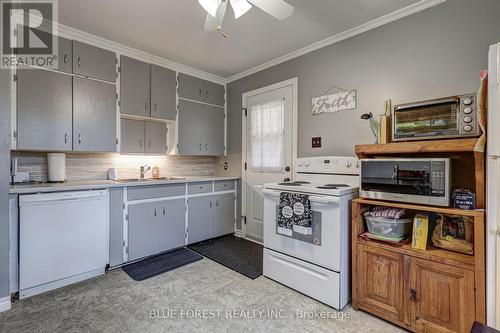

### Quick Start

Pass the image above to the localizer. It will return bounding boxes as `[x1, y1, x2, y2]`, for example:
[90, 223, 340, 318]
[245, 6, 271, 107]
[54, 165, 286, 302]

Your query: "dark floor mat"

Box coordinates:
[188, 235, 263, 279]
[122, 248, 203, 281]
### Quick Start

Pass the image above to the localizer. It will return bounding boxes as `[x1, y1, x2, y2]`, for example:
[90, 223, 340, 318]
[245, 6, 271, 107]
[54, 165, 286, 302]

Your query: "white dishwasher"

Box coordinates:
[19, 190, 109, 299]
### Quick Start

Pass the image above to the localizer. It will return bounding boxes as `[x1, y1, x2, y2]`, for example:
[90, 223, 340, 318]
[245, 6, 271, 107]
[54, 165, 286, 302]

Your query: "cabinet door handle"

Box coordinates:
[199, 143, 202, 151]
[64, 133, 68, 144]
[216, 200, 219, 207]
[154, 103, 157, 111]
[210, 201, 212, 208]
[78, 134, 82, 144]
[205, 144, 208, 151]
[410, 289, 418, 302]
[148, 140, 151, 148]
[199, 88, 202, 97]
[154, 208, 157, 217]
[77, 57, 81, 67]
[163, 207, 166, 215]
[64, 54, 68, 64]
[139, 139, 143, 147]
[145, 102, 148, 111]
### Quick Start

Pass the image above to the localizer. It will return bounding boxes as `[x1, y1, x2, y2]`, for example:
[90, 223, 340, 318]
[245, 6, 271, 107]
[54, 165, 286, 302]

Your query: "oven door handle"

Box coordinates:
[263, 189, 340, 204]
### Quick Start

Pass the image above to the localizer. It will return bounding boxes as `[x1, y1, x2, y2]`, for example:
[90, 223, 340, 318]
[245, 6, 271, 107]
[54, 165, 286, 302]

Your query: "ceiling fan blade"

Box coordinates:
[230, 0, 252, 19]
[204, 1, 227, 31]
[198, 0, 221, 17]
[248, 0, 294, 20]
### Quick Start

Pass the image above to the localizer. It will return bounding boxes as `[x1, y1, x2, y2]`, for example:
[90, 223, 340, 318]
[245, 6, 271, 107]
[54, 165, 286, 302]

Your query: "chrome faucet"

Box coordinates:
[140, 165, 151, 179]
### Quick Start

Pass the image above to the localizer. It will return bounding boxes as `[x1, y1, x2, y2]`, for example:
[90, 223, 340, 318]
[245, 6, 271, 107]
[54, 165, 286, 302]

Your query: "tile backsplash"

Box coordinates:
[12, 152, 217, 182]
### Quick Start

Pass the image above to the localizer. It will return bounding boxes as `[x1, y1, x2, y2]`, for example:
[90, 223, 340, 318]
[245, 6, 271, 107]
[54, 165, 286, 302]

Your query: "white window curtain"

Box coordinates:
[248, 99, 285, 172]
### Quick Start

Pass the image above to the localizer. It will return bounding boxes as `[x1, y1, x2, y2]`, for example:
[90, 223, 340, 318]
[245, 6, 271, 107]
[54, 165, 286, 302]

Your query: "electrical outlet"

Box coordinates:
[312, 137, 322, 148]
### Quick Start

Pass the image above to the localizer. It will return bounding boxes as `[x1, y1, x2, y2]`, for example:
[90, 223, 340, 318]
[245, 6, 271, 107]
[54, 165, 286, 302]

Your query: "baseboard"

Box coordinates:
[0, 296, 11, 312]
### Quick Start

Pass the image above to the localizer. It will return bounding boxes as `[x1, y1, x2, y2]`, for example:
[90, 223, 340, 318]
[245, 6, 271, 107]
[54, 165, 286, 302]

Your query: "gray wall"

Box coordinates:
[0, 68, 11, 297]
[227, 0, 500, 158]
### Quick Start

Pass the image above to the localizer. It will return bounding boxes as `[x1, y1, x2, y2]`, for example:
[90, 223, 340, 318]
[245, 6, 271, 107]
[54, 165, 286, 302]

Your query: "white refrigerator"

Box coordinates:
[488, 42, 500, 328]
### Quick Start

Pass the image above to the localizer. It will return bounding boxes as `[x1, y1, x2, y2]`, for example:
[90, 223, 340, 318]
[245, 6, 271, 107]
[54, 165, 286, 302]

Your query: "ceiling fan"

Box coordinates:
[199, 0, 294, 32]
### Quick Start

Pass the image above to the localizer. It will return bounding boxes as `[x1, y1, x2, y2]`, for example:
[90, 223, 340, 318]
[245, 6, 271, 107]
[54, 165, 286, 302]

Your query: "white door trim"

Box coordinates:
[241, 77, 298, 241]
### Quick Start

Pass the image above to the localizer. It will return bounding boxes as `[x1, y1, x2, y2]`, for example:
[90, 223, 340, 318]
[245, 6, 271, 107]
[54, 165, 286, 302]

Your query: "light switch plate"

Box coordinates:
[312, 137, 322, 148]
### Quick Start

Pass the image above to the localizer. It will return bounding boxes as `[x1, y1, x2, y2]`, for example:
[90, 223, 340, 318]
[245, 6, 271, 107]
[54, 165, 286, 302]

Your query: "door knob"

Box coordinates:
[285, 166, 291, 172]
[410, 289, 418, 302]
[283, 177, 291, 182]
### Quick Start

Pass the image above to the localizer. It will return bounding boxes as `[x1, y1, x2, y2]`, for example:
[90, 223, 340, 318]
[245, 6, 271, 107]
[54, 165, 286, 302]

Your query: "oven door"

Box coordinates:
[263, 189, 343, 271]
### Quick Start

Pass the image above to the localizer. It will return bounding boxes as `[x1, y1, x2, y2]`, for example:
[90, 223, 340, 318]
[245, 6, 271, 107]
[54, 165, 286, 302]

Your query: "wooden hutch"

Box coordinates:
[351, 138, 486, 333]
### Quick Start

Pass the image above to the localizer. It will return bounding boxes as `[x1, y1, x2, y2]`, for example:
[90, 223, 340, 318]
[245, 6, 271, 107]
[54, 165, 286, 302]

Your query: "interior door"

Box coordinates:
[243, 83, 293, 242]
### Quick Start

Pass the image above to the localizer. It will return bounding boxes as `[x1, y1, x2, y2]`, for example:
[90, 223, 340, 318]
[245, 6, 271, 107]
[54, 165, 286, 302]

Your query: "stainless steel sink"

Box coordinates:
[115, 176, 186, 183]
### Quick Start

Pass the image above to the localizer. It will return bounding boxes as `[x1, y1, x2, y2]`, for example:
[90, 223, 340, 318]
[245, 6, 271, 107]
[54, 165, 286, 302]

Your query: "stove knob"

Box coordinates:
[463, 125, 473, 132]
[345, 161, 352, 168]
[305, 161, 311, 167]
[463, 116, 472, 123]
[463, 98, 473, 106]
[463, 107, 473, 114]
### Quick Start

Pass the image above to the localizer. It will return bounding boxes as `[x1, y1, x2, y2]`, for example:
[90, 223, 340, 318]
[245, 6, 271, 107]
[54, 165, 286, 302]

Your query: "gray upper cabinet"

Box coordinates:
[151, 64, 176, 120]
[158, 199, 186, 252]
[188, 196, 213, 244]
[213, 193, 235, 238]
[121, 118, 145, 154]
[73, 77, 117, 152]
[73, 41, 116, 82]
[203, 81, 225, 106]
[128, 201, 158, 261]
[17, 69, 72, 151]
[177, 99, 205, 155]
[146, 122, 167, 155]
[120, 56, 150, 117]
[178, 73, 203, 102]
[204, 105, 225, 155]
[57, 36, 73, 74]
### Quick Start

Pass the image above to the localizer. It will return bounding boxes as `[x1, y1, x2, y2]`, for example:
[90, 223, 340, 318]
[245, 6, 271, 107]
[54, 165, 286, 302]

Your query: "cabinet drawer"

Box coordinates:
[127, 184, 185, 201]
[214, 180, 235, 192]
[188, 181, 213, 194]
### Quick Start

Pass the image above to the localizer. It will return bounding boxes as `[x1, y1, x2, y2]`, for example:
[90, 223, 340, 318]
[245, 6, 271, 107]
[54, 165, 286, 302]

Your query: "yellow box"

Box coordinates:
[412, 213, 429, 250]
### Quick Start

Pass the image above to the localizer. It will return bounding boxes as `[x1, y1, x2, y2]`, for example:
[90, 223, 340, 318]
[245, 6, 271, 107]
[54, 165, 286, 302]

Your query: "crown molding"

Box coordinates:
[56, 23, 227, 85]
[225, 0, 446, 83]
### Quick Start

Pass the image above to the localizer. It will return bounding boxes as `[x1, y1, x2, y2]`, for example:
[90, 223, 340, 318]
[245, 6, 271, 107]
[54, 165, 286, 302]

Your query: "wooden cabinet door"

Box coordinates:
[128, 201, 159, 261]
[157, 199, 186, 253]
[357, 244, 406, 324]
[146, 121, 167, 155]
[151, 64, 176, 120]
[187, 196, 213, 244]
[409, 258, 475, 333]
[120, 56, 150, 117]
[203, 80, 225, 107]
[121, 118, 145, 154]
[204, 105, 225, 156]
[177, 99, 205, 155]
[73, 41, 116, 83]
[178, 73, 204, 102]
[213, 193, 235, 237]
[73, 77, 117, 152]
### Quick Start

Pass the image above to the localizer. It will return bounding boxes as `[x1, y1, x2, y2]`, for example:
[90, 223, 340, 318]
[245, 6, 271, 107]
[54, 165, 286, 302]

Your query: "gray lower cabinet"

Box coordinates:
[188, 193, 235, 244]
[120, 56, 150, 117]
[203, 81, 225, 107]
[73, 40, 116, 83]
[178, 73, 204, 102]
[121, 119, 145, 153]
[109, 188, 125, 267]
[129, 199, 186, 261]
[158, 199, 186, 252]
[73, 77, 117, 152]
[188, 196, 213, 244]
[213, 193, 236, 238]
[128, 201, 159, 261]
[151, 64, 176, 120]
[17, 69, 73, 151]
[177, 100, 225, 156]
[146, 122, 167, 154]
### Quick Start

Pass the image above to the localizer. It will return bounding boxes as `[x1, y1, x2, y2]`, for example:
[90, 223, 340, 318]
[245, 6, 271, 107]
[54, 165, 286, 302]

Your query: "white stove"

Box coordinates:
[263, 156, 359, 310]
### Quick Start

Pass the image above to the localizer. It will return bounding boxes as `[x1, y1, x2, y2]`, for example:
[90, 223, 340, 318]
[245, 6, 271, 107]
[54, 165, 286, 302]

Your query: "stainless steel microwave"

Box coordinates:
[360, 158, 451, 206]
[392, 94, 478, 141]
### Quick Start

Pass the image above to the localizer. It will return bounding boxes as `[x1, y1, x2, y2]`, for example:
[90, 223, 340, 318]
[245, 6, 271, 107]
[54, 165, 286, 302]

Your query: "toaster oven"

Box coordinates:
[360, 158, 451, 206]
[392, 94, 478, 141]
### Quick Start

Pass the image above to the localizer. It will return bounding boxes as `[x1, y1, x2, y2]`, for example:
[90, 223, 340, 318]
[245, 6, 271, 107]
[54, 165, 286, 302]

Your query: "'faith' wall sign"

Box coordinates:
[312, 90, 357, 116]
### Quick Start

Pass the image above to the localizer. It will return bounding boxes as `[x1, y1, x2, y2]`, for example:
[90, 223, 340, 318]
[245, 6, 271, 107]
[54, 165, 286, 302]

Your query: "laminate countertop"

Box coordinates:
[9, 176, 240, 194]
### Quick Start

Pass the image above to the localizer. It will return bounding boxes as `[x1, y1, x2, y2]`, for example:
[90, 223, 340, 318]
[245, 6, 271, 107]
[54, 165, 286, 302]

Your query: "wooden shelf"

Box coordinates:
[354, 198, 485, 218]
[355, 138, 481, 158]
[357, 238, 475, 270]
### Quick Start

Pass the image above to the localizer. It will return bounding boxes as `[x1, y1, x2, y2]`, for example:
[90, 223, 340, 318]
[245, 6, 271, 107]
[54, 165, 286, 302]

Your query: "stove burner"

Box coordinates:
[293, 181, 310, 184]
[324, 184, 350, 187]
[316, 186, 337, 189]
